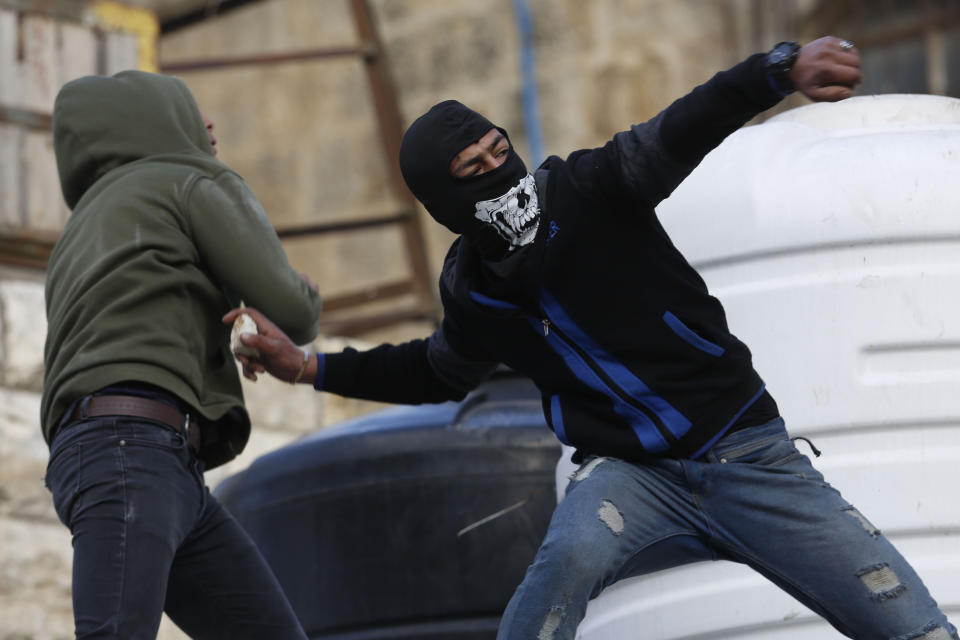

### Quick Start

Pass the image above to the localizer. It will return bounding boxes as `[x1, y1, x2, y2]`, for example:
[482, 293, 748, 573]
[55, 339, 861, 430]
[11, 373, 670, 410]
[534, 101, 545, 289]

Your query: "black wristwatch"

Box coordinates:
[765, 41, 801, 96]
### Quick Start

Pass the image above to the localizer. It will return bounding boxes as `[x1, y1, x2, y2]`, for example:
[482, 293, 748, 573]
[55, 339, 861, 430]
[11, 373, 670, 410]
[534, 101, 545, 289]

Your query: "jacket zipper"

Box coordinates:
[538, 310, 676, 447]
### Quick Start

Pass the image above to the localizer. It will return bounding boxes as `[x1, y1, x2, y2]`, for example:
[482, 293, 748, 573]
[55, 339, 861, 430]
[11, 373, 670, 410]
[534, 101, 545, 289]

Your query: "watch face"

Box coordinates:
[769, 43, 799, 66]
[766, 43, 799, 94]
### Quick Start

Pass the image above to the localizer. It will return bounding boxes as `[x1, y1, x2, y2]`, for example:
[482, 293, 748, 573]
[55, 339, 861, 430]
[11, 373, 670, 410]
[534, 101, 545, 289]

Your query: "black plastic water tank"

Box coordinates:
[216, 374, 561, 639]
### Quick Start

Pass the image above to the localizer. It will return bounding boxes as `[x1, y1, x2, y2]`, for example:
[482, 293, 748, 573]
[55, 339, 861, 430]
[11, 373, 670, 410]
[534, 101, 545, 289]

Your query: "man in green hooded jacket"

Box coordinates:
[42, 70, 321, 639]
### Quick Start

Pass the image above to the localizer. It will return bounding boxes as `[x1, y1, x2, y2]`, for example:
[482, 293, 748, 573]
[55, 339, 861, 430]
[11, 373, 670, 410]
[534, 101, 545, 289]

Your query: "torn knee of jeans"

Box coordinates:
[538, 604, 565, 640]
[597, 499, 624, 535]
[856, 562, 906, 602]
[891, 620, 958, 640]
[570, 457, 607, 482]
[844, 506, 881, 537]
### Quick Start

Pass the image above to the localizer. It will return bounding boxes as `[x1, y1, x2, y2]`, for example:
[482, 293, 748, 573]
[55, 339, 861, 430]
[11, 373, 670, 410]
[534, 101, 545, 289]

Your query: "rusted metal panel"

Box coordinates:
[274, 210, 412, 238]
[1, 1, 440, 338]
[318, 303, 436, 337]
[155, 0, 440, 331]
[0, 105, 52, 130]
[160, 45, 369, 73]
[320, 278, 418, 313]
[0, 228, 57, 269]
[350, 0, 436, 316]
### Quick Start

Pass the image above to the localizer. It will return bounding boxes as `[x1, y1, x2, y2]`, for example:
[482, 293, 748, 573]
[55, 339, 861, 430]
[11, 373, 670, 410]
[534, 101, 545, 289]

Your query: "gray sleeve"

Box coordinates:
[186, 171, 322, 344]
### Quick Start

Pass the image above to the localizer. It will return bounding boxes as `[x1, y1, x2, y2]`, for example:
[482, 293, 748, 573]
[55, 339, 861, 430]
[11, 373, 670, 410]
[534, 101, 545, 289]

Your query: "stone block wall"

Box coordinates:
[0, 3, 144, 635]
[0, 268, 71, 639]
[0, 3, 145, 230]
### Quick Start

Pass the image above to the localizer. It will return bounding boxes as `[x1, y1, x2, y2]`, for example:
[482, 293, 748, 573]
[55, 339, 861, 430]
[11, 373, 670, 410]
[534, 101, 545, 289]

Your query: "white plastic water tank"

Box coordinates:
[557, 94, 960, 639]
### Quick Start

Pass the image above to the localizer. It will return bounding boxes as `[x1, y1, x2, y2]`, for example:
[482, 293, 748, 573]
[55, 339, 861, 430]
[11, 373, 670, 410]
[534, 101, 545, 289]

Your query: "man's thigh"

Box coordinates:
[496, 455, 716, 640]
[547, 455, 715, 591]
[46, 418, 203, 640]
[164, 490, 307, 640]
[700, 426, 957, 639]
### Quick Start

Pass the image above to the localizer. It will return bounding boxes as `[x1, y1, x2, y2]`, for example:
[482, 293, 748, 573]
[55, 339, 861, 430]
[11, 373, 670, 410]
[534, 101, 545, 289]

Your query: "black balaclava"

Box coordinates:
[399, 100, 540, 260]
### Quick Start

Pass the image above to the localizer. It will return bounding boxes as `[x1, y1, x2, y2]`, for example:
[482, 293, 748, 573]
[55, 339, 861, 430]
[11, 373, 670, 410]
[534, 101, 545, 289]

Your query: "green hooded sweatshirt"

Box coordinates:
[42, 70, 323, 469]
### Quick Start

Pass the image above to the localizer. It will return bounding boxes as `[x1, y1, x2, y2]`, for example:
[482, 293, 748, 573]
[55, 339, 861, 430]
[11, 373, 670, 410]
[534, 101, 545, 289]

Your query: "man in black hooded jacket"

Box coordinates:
[226, 37, 957, 639]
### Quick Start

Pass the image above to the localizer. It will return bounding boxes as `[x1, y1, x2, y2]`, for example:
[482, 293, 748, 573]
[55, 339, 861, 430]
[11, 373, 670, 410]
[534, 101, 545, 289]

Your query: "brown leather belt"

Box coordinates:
[70, 395, 201, 452]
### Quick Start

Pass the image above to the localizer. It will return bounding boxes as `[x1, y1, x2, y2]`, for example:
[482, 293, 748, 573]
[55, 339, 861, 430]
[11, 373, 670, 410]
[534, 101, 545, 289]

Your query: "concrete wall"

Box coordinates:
[159, 0, 766, 317]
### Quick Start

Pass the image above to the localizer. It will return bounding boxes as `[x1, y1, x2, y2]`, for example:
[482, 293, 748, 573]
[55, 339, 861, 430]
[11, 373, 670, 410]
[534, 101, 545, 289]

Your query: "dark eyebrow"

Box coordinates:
[452, 154, 482, 176]
[487, 133, 506, 152]
[452, 133, 509, 177]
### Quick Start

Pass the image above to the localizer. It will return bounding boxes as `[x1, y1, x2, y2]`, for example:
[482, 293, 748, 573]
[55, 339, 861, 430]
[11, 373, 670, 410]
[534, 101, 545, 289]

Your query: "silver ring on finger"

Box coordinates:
[839, 39, 855, 51]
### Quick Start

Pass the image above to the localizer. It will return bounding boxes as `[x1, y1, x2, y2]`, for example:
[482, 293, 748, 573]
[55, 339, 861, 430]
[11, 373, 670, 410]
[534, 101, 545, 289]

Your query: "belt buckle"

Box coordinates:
[183, 412, 191, 441]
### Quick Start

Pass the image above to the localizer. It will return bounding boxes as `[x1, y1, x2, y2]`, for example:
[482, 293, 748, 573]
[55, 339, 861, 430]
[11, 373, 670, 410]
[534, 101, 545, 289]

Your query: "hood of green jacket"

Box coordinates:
[53, 70, 213, 209]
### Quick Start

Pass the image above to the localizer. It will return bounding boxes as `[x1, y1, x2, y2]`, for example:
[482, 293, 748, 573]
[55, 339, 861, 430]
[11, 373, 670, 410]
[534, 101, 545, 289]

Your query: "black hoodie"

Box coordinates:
[318, 54, 782, 461]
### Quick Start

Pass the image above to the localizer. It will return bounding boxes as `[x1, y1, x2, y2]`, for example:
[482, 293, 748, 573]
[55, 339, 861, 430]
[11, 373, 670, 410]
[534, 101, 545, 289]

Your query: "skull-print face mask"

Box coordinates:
[473, 173, 540, 251]
[399, 100, 539, 260]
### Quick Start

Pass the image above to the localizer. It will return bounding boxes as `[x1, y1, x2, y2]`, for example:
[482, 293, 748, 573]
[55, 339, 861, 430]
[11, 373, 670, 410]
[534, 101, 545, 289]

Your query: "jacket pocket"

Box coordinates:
[662, 311, 725, 357]
[718, 435, 801, 468]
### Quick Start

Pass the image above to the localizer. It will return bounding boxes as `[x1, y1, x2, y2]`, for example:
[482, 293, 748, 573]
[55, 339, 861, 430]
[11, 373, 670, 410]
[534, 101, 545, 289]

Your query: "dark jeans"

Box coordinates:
[45, 416, 307, 640]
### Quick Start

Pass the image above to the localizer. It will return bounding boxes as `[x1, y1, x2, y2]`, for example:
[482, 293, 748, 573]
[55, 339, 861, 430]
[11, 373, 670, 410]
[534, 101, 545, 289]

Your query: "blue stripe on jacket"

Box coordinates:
[540, 289, 692, 440]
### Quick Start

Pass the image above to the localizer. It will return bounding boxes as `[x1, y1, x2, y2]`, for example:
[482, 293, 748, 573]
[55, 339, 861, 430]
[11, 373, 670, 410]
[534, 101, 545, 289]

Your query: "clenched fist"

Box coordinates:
[792, 36, 862, 102]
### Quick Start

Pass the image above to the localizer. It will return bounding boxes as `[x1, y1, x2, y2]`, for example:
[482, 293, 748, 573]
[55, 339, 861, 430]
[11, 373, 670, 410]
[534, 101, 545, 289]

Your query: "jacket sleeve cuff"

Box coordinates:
[313, 353, 326, 391]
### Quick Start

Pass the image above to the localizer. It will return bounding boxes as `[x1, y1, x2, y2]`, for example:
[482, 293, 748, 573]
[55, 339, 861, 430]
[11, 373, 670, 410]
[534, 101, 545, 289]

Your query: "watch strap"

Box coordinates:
[765, 41, 801, 96]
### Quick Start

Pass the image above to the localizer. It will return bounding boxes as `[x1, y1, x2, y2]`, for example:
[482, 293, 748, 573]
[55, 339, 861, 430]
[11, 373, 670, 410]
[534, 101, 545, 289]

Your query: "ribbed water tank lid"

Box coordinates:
[657, 93, 960, 266]
[767, 94, 960, 131]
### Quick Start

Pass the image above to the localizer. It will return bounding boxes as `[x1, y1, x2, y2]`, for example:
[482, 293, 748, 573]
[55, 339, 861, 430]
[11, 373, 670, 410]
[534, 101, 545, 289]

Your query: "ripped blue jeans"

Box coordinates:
[497, 418, 956, 640]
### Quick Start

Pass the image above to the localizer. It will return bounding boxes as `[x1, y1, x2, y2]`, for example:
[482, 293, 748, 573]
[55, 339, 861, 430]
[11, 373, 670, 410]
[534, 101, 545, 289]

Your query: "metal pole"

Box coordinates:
[349, 0, 437, 321]
[160, 45, 370, 73]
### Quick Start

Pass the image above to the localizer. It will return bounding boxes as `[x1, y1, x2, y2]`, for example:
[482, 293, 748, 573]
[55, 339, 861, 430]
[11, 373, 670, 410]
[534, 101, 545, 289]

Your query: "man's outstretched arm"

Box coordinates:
[222, 307, 498, 404]
[566, 36, 861, 209]
[658, 36, 861, 165]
